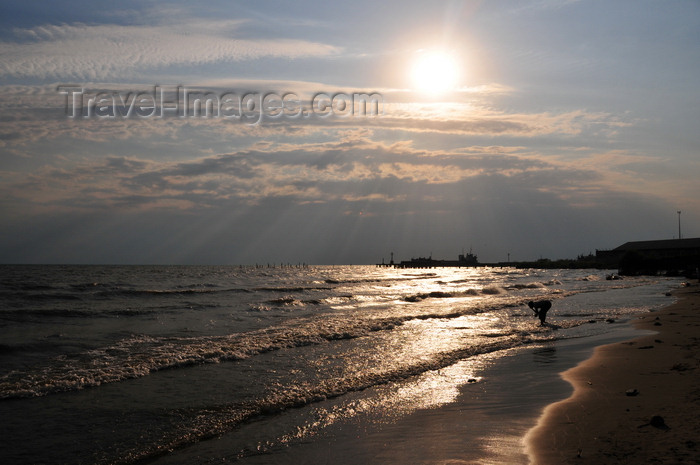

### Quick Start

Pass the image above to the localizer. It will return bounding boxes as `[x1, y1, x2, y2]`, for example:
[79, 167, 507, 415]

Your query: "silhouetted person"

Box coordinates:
[528, 300, 552, 325]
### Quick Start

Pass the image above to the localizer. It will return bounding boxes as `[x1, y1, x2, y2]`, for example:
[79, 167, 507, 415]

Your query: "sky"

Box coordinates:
[0, 0, 698, 265]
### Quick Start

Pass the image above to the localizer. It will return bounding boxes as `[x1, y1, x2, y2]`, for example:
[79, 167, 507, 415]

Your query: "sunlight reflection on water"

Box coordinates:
[281, 356, 489, 445]
[0, 265, 680, 465]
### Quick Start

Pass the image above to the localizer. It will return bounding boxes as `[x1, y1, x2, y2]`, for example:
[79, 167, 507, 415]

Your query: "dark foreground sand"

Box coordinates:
[526, 286, 700, 464]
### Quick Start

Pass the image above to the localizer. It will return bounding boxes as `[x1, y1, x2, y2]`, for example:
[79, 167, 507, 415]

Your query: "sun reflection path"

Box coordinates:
[278, 357, 487, 446]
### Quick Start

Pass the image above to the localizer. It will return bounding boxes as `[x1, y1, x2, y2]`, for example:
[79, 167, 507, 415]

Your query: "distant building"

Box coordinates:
[596, 238, 700, 276]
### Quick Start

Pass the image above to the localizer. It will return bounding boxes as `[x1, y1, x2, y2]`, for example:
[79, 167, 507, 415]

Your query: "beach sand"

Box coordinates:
[526, 286, 700, 464]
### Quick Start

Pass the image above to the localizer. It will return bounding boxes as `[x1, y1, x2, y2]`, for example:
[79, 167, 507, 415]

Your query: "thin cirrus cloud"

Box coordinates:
[0, 21, 341, 81]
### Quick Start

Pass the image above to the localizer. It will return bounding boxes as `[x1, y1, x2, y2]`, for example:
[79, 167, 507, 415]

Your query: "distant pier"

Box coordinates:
[377, 252, 479, 269]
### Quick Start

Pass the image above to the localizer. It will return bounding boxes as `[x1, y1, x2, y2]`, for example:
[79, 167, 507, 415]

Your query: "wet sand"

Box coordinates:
[526, 286, 700, 464]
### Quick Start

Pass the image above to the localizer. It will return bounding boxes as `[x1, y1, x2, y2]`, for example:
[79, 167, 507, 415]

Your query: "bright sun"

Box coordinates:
[411, 50, 460, 94]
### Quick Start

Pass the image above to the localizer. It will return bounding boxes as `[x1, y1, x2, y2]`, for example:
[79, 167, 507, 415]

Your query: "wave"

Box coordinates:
[503, 280, 562, 290]
[0, 283, 57, 292]
[264, 296, 326, 306]
[96, 328, 571, 464]
[3, 284, 336, 303]
[253, 286, 332, 293]
[319, 275, 437, 286]
[402, 287, 502, 302]
[98, 287, 251, 297]
[403, 290, 454, 302]
[481, 286, 502, 295]
[247, 304, 272, 312]
[506, 283, 542, 290]
[0, 272, 644, 401]
[0, 303, 218, 321]
[0, 308, 94, 319]
[12, 292, 83, 301]
[0, 298, 543, 399]
[0, 287, 248, 304]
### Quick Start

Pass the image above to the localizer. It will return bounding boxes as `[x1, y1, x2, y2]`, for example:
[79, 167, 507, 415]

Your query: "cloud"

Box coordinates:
[0, 146, 678, 265]
[0, 21, 341, 81]
[0, 83, 690, 218]
[0, 83, 631, 158]
[0, 123, 690, 264]
[0, 132, 600, 214]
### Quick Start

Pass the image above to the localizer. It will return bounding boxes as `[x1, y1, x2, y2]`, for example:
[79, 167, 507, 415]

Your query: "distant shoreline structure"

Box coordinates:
[378, 251, 479, 269]
[379, 237, 700, 277]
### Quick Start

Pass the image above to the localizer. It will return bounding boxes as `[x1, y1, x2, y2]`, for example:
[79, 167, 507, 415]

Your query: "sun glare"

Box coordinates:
[411, 50, 460, 94]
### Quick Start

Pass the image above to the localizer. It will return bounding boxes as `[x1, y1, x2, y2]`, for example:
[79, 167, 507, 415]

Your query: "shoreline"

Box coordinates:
[150, 307, 658, 464]
[525, 286, 700, 464]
